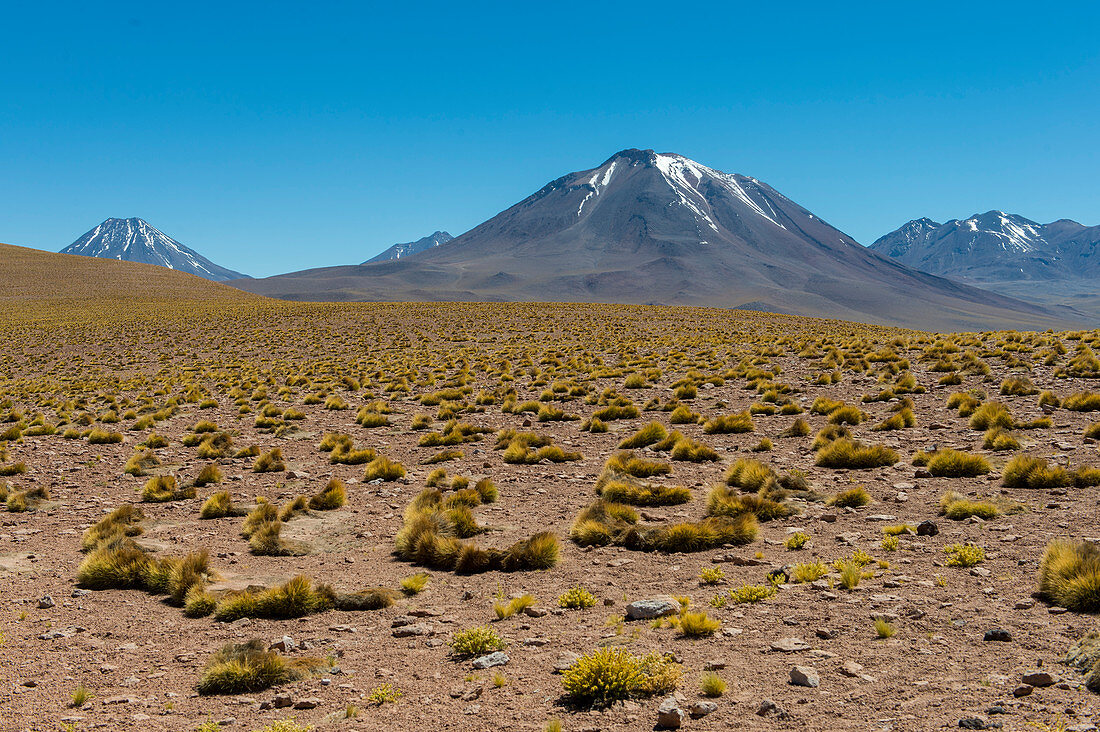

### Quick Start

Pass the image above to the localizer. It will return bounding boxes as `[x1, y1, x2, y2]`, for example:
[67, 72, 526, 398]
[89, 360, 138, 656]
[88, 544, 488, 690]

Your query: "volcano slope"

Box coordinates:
[233, 149, 1076, 332]
[1, 247, 1100, 730]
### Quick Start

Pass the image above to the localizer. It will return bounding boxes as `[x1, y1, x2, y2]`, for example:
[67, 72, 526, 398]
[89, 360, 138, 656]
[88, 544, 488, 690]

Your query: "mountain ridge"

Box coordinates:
[365, 231, 453, 263]
[229, 148, 1080, 331]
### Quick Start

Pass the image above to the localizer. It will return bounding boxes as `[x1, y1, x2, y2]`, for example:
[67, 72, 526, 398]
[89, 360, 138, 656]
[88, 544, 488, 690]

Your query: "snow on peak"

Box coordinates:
[650, 153, 787, 231]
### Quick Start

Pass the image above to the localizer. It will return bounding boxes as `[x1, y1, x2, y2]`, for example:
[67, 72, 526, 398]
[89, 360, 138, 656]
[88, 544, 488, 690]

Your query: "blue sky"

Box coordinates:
[2, 1, 1098, 277]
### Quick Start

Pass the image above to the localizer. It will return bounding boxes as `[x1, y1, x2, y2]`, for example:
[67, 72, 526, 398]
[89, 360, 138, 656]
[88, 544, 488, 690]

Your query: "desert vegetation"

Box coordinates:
[0, 288, 1097, 730]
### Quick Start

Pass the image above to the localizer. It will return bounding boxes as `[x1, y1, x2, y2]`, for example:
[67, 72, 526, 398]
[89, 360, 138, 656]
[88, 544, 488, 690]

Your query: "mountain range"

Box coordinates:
[870, 212, 1100, 319]
[231, 149, 1071, 331]
[61, 217, 248, 281]
[365, 231, 453, 263]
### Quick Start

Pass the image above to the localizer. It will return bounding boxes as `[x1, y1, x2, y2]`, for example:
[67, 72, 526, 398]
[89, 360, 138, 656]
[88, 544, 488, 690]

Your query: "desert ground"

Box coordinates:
[2, 282, 1100, 732]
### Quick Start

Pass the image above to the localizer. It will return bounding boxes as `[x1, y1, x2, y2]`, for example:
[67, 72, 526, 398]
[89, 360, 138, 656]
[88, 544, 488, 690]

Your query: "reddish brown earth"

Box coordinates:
[0, 291, 1097, 732]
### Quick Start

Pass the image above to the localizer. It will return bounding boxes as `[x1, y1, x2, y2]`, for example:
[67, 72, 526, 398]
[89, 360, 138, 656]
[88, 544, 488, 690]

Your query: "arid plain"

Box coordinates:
[1, 246, 1100, 732]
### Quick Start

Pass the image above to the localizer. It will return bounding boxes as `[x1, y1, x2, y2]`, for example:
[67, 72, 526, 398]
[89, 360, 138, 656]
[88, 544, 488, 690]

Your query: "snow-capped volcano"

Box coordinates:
[234, 149, 1069, 330]
[61, 218, 247, 281]
[869, 211, 1100, 282]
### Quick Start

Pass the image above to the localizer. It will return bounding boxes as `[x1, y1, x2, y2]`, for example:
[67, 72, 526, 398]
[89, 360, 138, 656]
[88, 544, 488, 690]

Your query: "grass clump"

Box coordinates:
[1002, 454, 1072, 489]
[87, 428, 123, 444]
[785, 531, 810, 550]
[617, 422, 667, 449]
[197, 639, 321, 695]
[561, 648, 681, 706]
[195, 464, 223, 487]
[363, 456, 406, 482]
[984, 427, 1021, 451]
[200, 490, 246, 519]
[678, 610, 721, 637]
[606, 451, 672, 478]
[939, 491, 998, 520]
[791, 560, 828, 583]
[699, 566, 725, 585]
[702, 412, 754, 434]
[1065, 392, 1100, 412]
[82, 504, 144, 550]
[874, 618, 897, 638]
[700, 672, 727, 697]
[308, 478, 346, 510]
[927, 449, 991, 478]
[969, 402, 1014, 430]
[365, 683, 403, 706]
[826, 485, 870, 508]
[494, 594, 535, 620]
[815, 438, 898, 469]
[141, 475, 195, 503]
[253, 448, 286, 473]
[123, 450, 162, 476]
[596, 474, 690, 506]
[213, 576, 335, 622]
[400, 572, 430, 595]
[1038, 540, 1100, 611]
[559, 586, 597, 609]
[668, 437, 719, 462]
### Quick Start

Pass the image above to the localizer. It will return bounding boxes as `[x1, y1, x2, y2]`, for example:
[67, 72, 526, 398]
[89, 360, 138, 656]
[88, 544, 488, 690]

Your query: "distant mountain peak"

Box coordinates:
[870, 211, 1099, 282]
[60, 218, 247, 281]
[365, 230, 454, 263]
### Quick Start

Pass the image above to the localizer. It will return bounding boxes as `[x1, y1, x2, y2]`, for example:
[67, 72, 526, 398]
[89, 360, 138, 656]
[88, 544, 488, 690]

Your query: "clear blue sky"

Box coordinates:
[2, 1, 1098, 277]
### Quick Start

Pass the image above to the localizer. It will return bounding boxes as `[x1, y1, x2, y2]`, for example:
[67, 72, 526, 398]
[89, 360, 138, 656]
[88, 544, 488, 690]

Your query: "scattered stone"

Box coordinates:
[839, 660, 863, 677]
[815, 628, 836, 640]
[756, 698, 789, 718]
[272, 694, 293, 709]
[37, 595, 55, 609]
[392, 623, 435, 637]
[1013, 684, 1033, 698]
[293, 697, 321, 710]
[625, 596, 680, 620]
[1021, 671, 1055, 687]
[269, 636, 295, 652]
[984, 629, 1012, 642]
[688, 701, 718, 719]
[471, 651, 509, 669]
[771, 637, 810, 652]
[553, 653, 580, 673]
[959, 718, 1001, 729]
[914, 468, 932, 479]
[790, 665, 820, 688]
[916, 520, 939, 536]
[656, 697, 686, 729]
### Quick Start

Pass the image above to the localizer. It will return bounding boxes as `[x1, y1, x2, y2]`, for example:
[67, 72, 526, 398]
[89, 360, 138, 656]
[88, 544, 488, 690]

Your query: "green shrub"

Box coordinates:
[450, 626, 506, 656]
[561, 648, 680, 706]
[944, 543, 985, 567]
[558, 586, 597, 609]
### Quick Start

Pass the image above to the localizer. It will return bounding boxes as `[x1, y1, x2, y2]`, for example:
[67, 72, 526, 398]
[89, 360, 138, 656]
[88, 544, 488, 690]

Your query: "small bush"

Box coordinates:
[944, 543, 985, 567]
[123, 450, 162, 476]
[87, 428, 123, 444]
[874, 618, 896, 638]
[561, 648, 680, 706]
[669, 437, 719, 462]
[1065, 392, 1100, 412]
[450, 626, 506, 656]
[791, 561, 828, 583]
[983, 427, 1021, 451]
[559, 586, 597, 609]
[939, 491, 998, 520]
[726, 584, 776, 604]
[142, 475, 195, 503]
[969, 403, 1013, 430]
